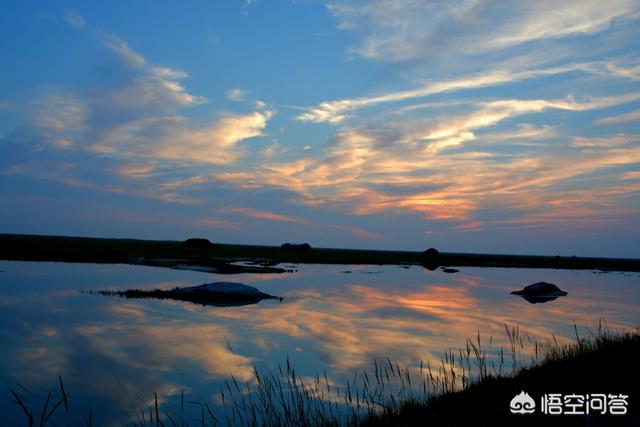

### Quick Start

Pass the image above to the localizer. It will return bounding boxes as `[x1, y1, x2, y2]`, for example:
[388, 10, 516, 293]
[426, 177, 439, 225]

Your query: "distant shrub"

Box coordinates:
[183, 238, 215, 248]
[422, 248, 439, 257]
[281, 243, 312, 251]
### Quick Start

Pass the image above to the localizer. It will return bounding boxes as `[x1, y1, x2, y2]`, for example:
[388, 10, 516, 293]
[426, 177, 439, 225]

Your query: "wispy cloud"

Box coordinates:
[102, 34, 147, 68]
[220, 207, 313, 225]
[571, 135, 637, 148]
[22, 17, 274, 168]
[147, 110, 275, 164]
[479, 124, 557, 145]
[243, 0, 257, 15]
[219, 94, 640, 225]
[4, 3, 639, 251]
[329, 224, 383, 240]
[227, 88, 247, 101]
[115, 162, 157, 178]
[327, 0, 639, 61]
[297, 63, 605, 124]
[412, 93, 640, 153]
[619, 171, 640, 180]
[64, 10, 85, 27]
[216, 207, 383, 240]
[595, 108, 640, 125]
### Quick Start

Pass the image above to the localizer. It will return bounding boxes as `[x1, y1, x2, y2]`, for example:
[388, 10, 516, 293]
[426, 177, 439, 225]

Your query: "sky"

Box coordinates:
[1, 1, 639, 257]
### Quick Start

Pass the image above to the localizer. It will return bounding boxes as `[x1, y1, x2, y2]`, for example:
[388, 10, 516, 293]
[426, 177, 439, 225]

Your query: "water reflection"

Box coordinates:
[516, 294, 561, 304]
[93, 281, 280, 307]
[1, 261, 639, 425]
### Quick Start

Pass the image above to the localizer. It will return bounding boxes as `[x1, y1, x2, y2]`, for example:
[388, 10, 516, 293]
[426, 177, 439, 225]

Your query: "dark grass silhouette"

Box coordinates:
[363, 325, 639, 426]
[9, 323, 639, 426]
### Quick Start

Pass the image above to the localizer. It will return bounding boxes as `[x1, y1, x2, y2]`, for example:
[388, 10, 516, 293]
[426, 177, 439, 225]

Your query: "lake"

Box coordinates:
[1, 261, 638, 425]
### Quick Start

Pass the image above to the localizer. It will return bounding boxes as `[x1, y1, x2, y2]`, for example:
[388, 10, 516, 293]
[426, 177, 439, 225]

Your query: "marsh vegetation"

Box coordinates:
[10, 324, 638, 426]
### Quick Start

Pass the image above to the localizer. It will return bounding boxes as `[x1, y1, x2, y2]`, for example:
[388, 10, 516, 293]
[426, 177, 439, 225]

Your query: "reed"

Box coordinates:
[9, 322, 638, 426]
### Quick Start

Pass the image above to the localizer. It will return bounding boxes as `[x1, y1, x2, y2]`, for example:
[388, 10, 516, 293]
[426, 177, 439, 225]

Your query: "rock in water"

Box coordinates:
[511, 282, 568, 304]
[96, 282, 279, 307]
[511, 282, 568, 296]
[178, 282, 270, 298]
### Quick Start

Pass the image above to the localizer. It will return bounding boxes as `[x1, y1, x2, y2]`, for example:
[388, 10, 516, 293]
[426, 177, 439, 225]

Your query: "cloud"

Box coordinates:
[605, 62, 640, 80]
[481, 1, 635, 51]
[260, 141, 287, 159]
[115, 162, 157, 178]
[220, 207, 314, 225]
[76, 323, 255, 381]
[7, 1, 638, 249]
[22, 26, 272, 167]
[570, 135, 637, 148]
[64, 10, 85, 27]
[595, 108, 640, 125]
[296, 63, 600, 124]
[24, 28, 206, 157]
[227, 88, 247, 102]
[217, 85, 640, 226]
[102, 35, 147, 68]
[93, 111, 274, 165]
[214, 207, 383, 240]
[100, 62, 205, 108]
[411, 93, 640, 153]
[620, 171, 640, 180]
[63, 16, 204, 108]
[28, 93, 88, 150]
[147, 110, 275, 164]
[327, 0, 639, 62]
[329, 224, 383, 240]
[479, 124, 557, 145]
[243, 0, 256, 14]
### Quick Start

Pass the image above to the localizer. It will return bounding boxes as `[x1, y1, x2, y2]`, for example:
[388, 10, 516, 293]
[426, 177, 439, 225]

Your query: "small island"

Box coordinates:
[94, 282, 281, 307]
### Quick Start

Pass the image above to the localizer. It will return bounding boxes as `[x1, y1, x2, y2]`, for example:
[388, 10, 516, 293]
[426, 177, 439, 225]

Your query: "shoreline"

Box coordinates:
[1, 233, 639, 273]
[363, 329, 640, 426]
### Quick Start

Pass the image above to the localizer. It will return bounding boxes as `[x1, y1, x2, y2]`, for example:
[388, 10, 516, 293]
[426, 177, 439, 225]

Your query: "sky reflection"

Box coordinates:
[1, 261, 639, 424]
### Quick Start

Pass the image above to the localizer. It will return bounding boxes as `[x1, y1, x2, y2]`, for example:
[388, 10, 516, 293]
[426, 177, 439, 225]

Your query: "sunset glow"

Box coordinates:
[1, 1, 639, 256]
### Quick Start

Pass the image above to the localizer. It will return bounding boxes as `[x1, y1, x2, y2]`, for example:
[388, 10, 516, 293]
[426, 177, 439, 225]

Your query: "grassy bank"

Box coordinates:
[2, 233, 640, 273]
[9, 325, 639, 426]
[363, 327, 639, 426]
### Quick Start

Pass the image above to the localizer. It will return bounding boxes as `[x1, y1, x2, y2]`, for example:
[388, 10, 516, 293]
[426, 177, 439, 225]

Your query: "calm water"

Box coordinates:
[1, 261, 639, 425]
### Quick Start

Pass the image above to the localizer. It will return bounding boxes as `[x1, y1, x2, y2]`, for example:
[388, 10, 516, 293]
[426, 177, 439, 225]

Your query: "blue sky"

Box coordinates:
[1, 0, 639, 256]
